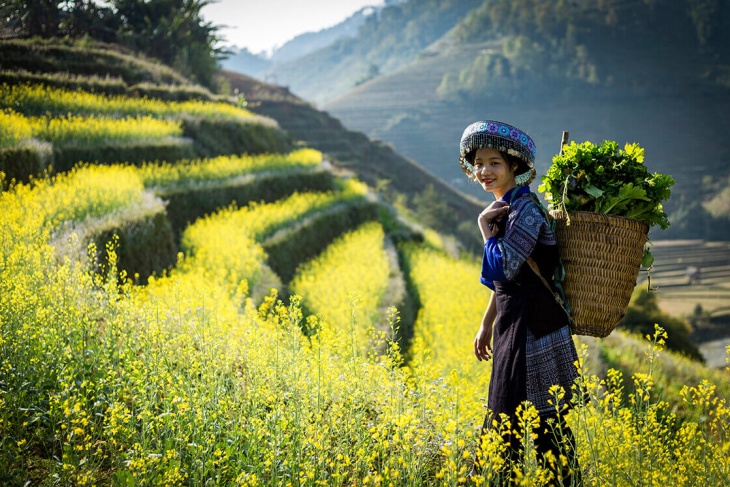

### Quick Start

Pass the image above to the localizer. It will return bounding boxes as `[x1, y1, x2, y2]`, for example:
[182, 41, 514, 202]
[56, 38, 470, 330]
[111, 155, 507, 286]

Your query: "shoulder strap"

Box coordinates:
[512, 191, 573, 326]
[526, 257, 573, 325]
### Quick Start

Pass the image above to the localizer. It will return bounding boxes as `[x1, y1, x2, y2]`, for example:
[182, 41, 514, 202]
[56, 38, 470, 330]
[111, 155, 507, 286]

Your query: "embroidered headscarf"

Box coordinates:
[459, 121, 537, 186]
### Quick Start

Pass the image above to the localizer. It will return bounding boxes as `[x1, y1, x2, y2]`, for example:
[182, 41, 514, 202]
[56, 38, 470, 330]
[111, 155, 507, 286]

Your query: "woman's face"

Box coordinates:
[472, 147, 516, 199]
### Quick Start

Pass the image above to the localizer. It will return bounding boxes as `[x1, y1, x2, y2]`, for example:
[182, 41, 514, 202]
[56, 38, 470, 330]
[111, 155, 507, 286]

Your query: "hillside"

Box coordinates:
[1, 38, 728, 485]
[221, 69, 485, 250]
[264, 0, 481, 104]
[324, 36, 730, 205]
[310, 0, 730, 240]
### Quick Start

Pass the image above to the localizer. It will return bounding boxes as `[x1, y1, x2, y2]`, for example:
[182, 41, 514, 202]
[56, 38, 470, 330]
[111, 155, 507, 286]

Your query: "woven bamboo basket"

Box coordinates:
[549, 210, 649, 338]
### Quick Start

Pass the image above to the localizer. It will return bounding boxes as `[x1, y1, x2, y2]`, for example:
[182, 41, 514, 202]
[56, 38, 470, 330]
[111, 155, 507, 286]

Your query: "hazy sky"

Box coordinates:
[202, 0, 384, 55]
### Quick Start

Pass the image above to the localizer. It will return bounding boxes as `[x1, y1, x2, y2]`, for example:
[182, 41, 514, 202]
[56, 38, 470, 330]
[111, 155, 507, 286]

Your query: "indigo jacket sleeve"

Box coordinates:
[480, 237, 505, 290]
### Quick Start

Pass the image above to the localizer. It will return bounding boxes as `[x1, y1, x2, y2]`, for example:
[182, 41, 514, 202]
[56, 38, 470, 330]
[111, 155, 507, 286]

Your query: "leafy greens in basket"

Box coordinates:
[539, 140, 674, 229]
[538, 140, 675, 268]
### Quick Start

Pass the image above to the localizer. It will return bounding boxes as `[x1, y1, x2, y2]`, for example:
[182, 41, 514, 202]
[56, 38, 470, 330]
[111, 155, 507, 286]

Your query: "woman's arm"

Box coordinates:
[482, 198, 544, 282]
[474, 291, 497, 361]
[478, 200, 509, 243]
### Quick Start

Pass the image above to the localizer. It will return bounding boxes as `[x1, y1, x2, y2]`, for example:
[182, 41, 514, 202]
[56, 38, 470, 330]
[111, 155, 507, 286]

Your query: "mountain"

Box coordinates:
[221, 47, 272, 79]
[270, 6, 375, 64]
[264, 0, 481, 104]
[221, 4, 382, 84]
[316, 0, 730, 240]
[221, 7, 373, 79]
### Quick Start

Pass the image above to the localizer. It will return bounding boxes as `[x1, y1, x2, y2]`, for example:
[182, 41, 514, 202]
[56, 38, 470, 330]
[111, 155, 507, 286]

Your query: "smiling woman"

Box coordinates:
[459, 119, 580, 484]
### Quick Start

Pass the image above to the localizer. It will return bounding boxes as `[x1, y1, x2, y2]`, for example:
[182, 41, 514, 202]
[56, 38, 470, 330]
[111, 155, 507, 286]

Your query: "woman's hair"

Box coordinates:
[465, 149, 529, 175]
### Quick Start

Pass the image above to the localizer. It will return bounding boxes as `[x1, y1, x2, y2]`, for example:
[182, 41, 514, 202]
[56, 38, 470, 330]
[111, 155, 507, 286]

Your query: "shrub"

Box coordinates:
[181, 117, 291, 157]
[162, 170, 336, 240]
[265, 200, 379, 283]
[91, 210, 177, 285]
[0, 38, 189, 86]
[0, 141, 52, 183]
[53, 138, 196, 172]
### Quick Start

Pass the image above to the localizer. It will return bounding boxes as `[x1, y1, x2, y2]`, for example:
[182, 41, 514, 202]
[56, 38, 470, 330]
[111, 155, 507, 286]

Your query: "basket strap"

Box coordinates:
[526, 257, 573, 326]
[521, 192, 572, 316]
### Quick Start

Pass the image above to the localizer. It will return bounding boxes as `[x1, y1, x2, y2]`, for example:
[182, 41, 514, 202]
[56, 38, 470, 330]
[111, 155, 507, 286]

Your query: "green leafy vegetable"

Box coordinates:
[538, 140, 675, 267]
[538, 140, 674, 230]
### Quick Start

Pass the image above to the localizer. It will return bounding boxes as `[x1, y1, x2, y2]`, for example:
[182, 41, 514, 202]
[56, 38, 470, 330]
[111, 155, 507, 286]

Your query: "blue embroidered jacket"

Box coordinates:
[480, 186, 557, 290]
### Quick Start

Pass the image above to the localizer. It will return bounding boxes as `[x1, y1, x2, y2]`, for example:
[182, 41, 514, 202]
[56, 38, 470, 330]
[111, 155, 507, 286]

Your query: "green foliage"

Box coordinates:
[162, 170, 336, 241]
[538, 140, 675, 230]
[437, 49, 514, 99]
[620, 288, 703, 361]
[0, 0, 62, 38]
[92, 211, 178, 285]
[662, 180, 730, 241]
[0, 67, 227, 103]
[0, 69, 129, 96]
[440, 0, 729, 100]
[0, 38, 189, 86]
[112, 0, 224, 87]
[410, 184, 453, 231]
[181, 117, 291, 158]
[265, 200, 379, 283]
[0, 141, 53, 183]
[0, 0, 224, 87]
[53, 138, 196, 172]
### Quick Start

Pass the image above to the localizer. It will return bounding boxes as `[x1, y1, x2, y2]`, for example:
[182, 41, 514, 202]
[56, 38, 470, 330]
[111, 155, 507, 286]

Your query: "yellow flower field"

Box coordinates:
[0, 82, 253, 119]
[140, 148, 323, 189]
[0, 110, 33, 148]
[290, 221, 390, 346]
[28, 114, 182, 146]
[1, 145, 728, 485]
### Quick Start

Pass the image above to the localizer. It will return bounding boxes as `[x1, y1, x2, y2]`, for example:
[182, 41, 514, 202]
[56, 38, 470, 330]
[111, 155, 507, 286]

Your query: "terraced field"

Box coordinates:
[1, 40, 729, 486]
[645, 240, 730, 316]
[640, 240, 730, 367]
[323, 38, 729, 206]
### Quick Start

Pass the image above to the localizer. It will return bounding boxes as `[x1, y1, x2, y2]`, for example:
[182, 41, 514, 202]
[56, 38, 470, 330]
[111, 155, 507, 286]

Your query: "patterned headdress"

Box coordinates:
[458, 120, 537, 186]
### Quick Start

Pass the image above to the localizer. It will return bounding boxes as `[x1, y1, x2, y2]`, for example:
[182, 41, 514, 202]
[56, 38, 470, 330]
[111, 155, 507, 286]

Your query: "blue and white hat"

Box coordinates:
[459, 120, 537, 186]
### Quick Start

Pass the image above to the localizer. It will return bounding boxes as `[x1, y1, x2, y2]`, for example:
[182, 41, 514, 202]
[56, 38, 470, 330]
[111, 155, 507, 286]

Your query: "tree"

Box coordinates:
[112, 0, 225, 86]
[411, 184, 453, 231]
[1, 0, 62, 38]
[60, 0, 119, 43]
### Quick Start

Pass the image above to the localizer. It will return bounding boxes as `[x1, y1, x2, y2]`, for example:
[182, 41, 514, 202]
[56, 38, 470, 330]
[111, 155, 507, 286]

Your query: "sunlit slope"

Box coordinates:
[290, 221, 391, 345]
[1, 38, 728, 486]
[2, 134, 728, 486]
[0, 81, 288, 180]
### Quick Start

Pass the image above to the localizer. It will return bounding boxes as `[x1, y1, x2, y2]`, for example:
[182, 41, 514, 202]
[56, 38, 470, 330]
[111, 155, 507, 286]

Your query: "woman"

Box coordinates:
[459, 121, 580, 484]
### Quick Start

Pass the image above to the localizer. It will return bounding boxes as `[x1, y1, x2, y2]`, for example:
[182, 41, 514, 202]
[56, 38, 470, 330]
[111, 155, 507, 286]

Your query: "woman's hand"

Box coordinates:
[478, 200, 509, 241]
[474, 324, 493, 361]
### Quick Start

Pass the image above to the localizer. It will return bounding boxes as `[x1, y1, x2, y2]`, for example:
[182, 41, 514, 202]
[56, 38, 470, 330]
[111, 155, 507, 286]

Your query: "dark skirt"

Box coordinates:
[486, 277, 578, 437]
